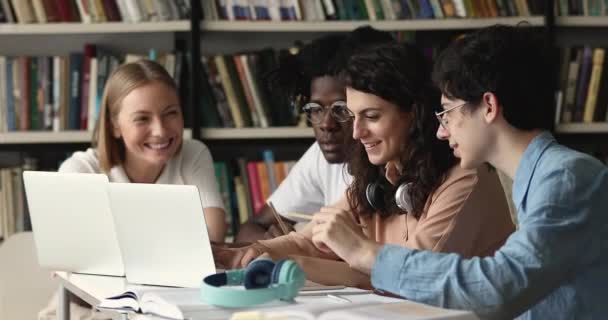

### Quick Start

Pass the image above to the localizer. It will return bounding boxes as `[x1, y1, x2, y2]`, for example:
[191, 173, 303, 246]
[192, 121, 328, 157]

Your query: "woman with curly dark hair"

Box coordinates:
[217, 42, 515, 289]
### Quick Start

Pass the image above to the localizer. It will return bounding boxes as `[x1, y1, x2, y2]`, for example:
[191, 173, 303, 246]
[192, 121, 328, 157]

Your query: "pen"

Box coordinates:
[326, 294, 351, 303]
[267, 201, 290, 235]
[285, 212, 365, 228]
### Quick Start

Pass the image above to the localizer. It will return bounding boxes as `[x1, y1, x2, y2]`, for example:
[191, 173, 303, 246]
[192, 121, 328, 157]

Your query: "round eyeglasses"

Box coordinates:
[301, 100, 354, 124]
[435, 103, 467, 130]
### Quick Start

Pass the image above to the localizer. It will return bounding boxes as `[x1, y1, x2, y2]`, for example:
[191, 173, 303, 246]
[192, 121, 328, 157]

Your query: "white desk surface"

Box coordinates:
[54, 272, 476, 320]
[54, 271, 129, 306]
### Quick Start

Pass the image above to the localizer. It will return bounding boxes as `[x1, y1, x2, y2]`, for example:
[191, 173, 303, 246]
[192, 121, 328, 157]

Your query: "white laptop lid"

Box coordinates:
[107, 183, 216, 288]
[22, 171, 124, 276]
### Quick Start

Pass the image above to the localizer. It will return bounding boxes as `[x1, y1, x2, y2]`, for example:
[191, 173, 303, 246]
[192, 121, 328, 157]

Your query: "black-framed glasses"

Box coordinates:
[301, 100, 353, 124]
[435, 103, 466, 130]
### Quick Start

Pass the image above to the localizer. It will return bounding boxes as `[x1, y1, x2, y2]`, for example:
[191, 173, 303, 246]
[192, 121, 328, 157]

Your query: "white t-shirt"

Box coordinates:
[268, 142, 352, 221]
[58, 139, 224, 209]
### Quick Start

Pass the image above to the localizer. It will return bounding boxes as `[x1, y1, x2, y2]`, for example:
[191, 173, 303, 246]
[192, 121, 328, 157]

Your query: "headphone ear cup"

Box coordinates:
[395, 182, 413, 213]
[270, 260, 305, 300]
[244, 259, 275, 289]
[366, 182, 386, 210]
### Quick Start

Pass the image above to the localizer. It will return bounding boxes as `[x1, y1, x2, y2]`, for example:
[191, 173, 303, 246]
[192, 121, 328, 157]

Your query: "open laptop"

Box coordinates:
[106, 183, 216, 288]
[22, 171, 125, 276]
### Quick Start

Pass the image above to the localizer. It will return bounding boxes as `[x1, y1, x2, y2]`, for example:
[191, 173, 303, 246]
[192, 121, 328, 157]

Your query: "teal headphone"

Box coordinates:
[200, 259, 305, 308]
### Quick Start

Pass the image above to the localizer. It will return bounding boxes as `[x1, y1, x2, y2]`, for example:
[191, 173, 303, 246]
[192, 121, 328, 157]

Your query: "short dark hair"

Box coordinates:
[342, 42, 457, 219]
[269, 26, 394, 109]
[432, 24, 555, 130]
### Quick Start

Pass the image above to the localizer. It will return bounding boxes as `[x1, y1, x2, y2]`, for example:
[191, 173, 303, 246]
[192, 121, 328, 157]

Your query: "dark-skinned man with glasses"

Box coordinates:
[232, 27, 393, 244]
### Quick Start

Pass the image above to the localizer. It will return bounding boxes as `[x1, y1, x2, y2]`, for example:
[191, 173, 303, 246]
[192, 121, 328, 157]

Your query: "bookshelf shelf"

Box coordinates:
[556, 16, 608, 27]
[0, 131, 91, 144]
[0, 128, 312, 144]
[201, 127, 314, 139]
[555, 123, 608, 133]
[201, 16, 545, 32]
[0, 21, 190, 35]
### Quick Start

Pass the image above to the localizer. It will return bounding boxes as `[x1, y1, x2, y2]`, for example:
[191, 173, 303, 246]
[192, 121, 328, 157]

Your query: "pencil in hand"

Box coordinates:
[267, 201, 290, 235]
[284, 212, 365, 228]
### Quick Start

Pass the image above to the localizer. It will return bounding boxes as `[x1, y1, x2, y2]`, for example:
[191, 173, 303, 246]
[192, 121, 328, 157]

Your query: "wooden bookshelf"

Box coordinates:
[0, 131, 92, 144]
[201, 17, 545, 32]
[556, 16, 608, 27]
[555, 123, 608, 134]
[201, 127, 314, 139]
[0, 21, 190, 34]
[0, 128, 314, 144]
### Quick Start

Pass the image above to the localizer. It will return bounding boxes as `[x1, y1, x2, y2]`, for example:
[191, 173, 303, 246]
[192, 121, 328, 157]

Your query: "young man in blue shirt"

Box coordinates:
[311, 25, 608, 319]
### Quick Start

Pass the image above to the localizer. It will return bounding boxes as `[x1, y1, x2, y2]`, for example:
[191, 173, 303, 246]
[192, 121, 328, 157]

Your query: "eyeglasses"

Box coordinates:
[435, 103, 466, 130]
[301, 100, 353, 124]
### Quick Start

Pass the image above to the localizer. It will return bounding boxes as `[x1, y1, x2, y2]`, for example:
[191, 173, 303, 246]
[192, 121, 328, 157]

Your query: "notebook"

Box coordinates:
[106, 183, 216, 288]
[22, 171, 124, 276]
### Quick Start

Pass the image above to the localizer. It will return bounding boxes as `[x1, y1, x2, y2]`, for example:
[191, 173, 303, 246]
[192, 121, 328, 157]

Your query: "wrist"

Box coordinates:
[348, 240, 382, 274]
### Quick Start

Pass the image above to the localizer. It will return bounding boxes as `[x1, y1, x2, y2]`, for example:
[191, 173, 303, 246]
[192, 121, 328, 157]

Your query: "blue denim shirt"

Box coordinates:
[371, 132, 608, 319]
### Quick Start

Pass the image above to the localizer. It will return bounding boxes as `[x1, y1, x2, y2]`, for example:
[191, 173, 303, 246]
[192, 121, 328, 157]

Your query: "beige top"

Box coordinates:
[257, 165, 515, 288]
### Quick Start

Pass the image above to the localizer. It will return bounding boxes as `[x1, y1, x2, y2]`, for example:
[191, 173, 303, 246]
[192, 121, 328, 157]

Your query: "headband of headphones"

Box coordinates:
[201, 259, 305, 308]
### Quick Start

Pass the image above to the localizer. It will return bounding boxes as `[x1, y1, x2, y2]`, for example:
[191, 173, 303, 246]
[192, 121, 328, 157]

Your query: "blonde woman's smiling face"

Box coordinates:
[112, 81, 183, 168]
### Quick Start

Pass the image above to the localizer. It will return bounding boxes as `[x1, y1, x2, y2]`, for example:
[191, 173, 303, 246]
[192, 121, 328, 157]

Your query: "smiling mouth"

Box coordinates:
[145, 138, 174, 150]
[363, 141, 381, 149]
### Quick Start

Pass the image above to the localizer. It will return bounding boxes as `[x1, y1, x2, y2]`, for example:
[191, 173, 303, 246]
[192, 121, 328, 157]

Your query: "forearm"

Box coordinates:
[369, 240, 574, 320]
[258, 231, 339, 260]
[289, 255, 372, 289]
[234, 221, 267, 243]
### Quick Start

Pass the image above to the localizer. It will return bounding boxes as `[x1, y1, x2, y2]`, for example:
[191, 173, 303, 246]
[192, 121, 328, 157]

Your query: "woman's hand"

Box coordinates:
[311, 206, 382, 274]
[212, 243, 268, 269]
[310, 207, 365, 259]
[385, 161, 402, 185]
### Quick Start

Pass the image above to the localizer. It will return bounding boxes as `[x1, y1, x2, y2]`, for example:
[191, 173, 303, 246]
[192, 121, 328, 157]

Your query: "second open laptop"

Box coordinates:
[106, 183, 216, 288]
[22, 171, 125, 276]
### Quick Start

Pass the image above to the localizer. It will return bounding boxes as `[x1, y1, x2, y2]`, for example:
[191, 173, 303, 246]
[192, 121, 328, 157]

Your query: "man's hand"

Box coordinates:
[212, 243, 268, 269]
[264, 223, 295, 239]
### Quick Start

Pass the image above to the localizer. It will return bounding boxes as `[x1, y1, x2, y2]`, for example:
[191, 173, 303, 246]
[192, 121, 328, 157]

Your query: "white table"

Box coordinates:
[54, 272, 132, 320]
[54, 272, 477, 320]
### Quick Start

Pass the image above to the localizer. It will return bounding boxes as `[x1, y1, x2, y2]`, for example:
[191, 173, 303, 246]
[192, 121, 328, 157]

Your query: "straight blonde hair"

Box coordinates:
[93, 59, 178, 173]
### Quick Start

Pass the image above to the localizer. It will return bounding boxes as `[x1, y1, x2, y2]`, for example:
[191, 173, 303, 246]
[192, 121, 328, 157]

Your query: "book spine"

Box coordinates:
[68, 53, 83, 130]
[246, 161, 264, 214]
[583, 48, 605, 122]
[263, 149, 278, 192]
[52, 56, 61, 132]
[573, 46, 593, 122]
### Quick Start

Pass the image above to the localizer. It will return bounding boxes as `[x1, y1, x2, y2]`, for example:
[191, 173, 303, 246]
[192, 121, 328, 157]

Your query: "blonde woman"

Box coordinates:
[59, 60, 226, 242]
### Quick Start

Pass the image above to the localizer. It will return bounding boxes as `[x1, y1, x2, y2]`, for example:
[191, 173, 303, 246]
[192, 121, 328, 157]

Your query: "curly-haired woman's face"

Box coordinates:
[346, 87, 412, 166]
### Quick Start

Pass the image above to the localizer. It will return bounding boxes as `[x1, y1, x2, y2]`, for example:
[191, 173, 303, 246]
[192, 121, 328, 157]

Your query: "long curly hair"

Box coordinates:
[341, 42, 457, 219]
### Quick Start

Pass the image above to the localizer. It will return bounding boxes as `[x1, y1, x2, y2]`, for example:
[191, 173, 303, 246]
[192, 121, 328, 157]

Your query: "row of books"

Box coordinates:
[199, 49, 297, 128]
[556, 0, 608, 16]
[0, 0, 190, 24]
[0, 157, 37, 241]
[204, 0, 546, 21]
[0, 46, 182, 133]
[215, 152, 297, 236]
[556, 46, 608, 124]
